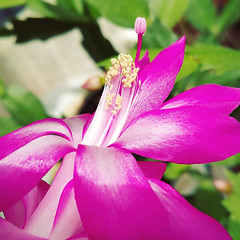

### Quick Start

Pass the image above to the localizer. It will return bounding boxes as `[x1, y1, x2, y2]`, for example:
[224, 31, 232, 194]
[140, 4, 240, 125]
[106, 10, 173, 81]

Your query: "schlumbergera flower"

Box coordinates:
[0, 17, 240, 240]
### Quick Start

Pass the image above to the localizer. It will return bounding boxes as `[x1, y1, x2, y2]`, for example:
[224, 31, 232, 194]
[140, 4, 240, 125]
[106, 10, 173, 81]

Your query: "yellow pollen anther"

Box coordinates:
[105, 58, 120, 85]
[104, 53, 140, 115]
[105, 92, 115, 110]
[105, 53, 139, 88]
[112, 94, 122, 115]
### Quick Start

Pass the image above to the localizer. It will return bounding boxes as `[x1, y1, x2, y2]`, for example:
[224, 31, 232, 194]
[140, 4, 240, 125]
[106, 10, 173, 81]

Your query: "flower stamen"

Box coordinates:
[104, 53, 140, 114]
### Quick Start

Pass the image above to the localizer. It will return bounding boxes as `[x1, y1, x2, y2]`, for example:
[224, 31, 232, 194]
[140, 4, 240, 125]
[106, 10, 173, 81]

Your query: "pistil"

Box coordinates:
[82, 17, 147, 147]
[134, 17, 147, 64]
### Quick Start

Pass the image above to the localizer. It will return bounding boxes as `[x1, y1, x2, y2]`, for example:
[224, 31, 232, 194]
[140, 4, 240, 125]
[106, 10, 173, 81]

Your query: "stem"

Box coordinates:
[135, 34, 143, 64]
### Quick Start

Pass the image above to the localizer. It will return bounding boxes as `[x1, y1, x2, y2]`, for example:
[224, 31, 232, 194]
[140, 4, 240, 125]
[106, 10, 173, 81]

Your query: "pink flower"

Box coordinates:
[0, 17, 239, 239]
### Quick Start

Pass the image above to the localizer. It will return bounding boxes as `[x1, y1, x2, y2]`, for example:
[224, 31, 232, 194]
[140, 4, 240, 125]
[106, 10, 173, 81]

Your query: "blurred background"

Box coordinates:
[0, 0, 240, 238]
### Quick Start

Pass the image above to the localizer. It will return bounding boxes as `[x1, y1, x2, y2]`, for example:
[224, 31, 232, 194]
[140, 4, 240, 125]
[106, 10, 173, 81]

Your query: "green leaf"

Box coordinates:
[0, 78, 6, 97]
[26, 0, 89, 22]
[217, 0, 240, 33]
[142, 18, 178, 49]
[12, 18, 75, 43]
[78, 21, 118, 62]
[84, 0, 149, 27]
[0, 117, 22, 137]
[187, 44, 240, 75]
[27, 0, 58, 18]
[201, 69, 240, 87]
[227, 220, 240, 240]
[222, 172, 240, 224]
[176, 54, 198, 81]
[190, 179, 228, 222]
[212, 154, 240, 168]
[149, 0, 190, 28]
[186, 0, 217, 33]
[0, 0, 25, 9]
[57, 0, 84, 15]
[1, 85, 48, 125]
[164, 163, 190, 180]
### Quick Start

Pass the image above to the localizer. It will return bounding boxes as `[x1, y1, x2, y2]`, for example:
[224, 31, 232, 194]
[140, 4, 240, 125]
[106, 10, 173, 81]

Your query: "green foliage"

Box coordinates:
[142, 18, 178, 49]
[1, 85, 48, 125]
[216, 0, 240, 33]
[187, 44, 240, 75]
[26, 0, 89, 22]
[84, 0, 149, 27]
[186, 0, 217, 33]
[227, 221, 240, 240]
[0, 117, 21, 136]
[186, 0, 240, 38]
[164, 163, 190, 180]
[222, 172, 240, 223]
[0, 0, 25, 9]
[221, 171, 240, 239]
[149, 0, 190, 28]
[190, 180, 228, 222]
[212, 154, 240, 168]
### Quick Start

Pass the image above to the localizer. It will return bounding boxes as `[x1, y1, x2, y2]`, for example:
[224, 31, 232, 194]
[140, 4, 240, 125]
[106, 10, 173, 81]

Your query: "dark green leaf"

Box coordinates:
[217, 0, 240, 33]
[78, 21, 117, 62]
[12, 18, 75, 42]
[84, 0, 149, 27]
[27, 0, 89, 22]
[186, 0, 217, 33]
[190, 180, 228, 222]
[1, 85, 48, 125]
[11, 18, 116, 62]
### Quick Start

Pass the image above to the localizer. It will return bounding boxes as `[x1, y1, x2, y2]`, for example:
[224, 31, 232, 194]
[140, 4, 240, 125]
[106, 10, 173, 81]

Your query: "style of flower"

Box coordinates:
[0, 17, 239, 240]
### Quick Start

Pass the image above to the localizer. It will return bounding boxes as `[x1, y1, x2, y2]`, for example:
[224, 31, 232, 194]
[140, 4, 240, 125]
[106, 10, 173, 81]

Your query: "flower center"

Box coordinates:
[104, 54, 140, 115]
[82, 17, 147, 147]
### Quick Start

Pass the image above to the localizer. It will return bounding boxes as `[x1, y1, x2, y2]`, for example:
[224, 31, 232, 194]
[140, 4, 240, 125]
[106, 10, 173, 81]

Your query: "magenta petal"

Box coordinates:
[161, 84, 240, 115]
[74, 145, 169, 239]
[126, 37, 185, 125]
[22, 181, 50, 227]
[0, 118, 72, 160]
[64, 114, 91, 146]
[138, 161, 167, 179]
[150, 179, 232, 240]
[23, 153, 76, 238]
[66, 236, 88, 240]
[3, 200, 25, 229]
[3, 180, 49, 229]
[49, 180, 82, 240]
[114, 106, 240, 164]
[0, 218, 47, 240]
[0, 135, 75, 211]
[137, 50, 150, 69]
[37, 180, 50, 203]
